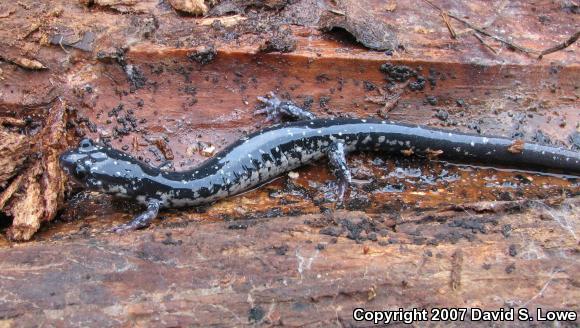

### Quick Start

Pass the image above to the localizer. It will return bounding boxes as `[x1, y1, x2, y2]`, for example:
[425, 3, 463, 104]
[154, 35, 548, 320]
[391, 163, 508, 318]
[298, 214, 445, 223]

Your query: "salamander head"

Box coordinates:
[59, 138, 139, 194]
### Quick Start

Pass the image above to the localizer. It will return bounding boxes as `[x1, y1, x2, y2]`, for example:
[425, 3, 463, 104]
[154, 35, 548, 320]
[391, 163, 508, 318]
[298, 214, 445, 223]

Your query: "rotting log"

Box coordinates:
[0, 0, 579, 326]
[0, 199, 579, 326]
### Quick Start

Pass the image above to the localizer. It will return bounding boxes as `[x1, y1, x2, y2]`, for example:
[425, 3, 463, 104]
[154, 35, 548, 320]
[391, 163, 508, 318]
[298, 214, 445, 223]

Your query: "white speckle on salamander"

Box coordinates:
[108, 185, 127, 194]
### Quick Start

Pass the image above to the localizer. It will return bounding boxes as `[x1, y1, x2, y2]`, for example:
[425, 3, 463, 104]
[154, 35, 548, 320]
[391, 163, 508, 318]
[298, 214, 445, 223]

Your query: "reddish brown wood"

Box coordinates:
[1, 200, 579, 326]
[0, 0, 578, 325]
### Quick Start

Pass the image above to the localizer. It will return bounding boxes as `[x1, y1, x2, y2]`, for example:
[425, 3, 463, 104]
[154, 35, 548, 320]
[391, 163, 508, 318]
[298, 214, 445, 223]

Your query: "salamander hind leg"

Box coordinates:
[109, 199, 161, 233]
[256, 92, 317, 122]
[327, 142, 351, 204]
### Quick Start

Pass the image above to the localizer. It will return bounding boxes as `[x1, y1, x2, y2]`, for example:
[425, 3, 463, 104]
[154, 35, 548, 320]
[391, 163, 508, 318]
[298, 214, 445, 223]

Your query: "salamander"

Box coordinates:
[60, 94, 580, 232]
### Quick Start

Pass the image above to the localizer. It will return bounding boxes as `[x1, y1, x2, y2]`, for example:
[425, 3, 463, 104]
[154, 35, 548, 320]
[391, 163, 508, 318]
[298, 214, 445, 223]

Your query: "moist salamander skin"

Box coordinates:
[59, 105, 580, 232]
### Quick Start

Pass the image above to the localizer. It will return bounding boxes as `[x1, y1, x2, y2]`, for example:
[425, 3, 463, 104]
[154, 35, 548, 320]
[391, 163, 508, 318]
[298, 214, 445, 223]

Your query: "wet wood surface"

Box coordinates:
[1, 200, 579, 326]
[0, 0, 579, 326]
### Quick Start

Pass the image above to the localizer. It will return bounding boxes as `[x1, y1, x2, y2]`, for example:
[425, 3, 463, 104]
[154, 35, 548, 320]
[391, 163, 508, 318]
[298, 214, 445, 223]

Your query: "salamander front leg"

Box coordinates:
[109, 199, 161, 233]
[327, 142, 351, 203]
[256, 92, 317, 122]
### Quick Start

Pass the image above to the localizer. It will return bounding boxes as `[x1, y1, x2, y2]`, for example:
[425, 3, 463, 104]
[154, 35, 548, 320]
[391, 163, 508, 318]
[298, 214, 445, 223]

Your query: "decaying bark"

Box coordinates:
[4, 162, 44, 241]
[320, 0, 399, 51]
[168, 0, 219, 15]
[0, 102, 67, 241]
[0, 121, 30, 188]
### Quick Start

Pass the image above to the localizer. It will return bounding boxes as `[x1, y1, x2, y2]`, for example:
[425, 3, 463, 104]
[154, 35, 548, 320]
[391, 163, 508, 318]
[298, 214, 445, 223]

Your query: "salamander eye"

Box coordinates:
[79, 138, 93, 149]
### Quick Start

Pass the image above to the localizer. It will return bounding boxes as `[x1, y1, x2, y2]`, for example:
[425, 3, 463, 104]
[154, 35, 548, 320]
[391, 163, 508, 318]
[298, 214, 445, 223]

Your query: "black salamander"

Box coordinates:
[60, 94, 580, 232]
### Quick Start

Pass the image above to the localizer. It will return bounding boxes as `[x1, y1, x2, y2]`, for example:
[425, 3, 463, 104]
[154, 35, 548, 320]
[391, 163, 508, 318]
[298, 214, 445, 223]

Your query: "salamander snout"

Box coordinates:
[59, 138, 105, 184]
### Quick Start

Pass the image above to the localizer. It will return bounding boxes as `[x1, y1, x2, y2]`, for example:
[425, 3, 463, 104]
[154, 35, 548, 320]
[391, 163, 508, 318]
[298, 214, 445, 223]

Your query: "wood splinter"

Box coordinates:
[507, 139, 525, 154]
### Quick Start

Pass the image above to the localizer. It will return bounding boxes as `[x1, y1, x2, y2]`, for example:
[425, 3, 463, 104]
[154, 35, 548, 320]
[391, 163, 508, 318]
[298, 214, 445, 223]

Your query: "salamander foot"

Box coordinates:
[327, 142, 351, 204]
[109, 199, 160, 233]
[256, 92, 317, 122]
